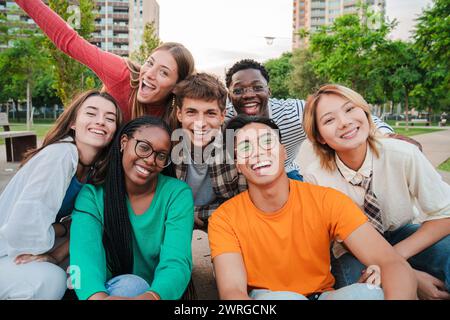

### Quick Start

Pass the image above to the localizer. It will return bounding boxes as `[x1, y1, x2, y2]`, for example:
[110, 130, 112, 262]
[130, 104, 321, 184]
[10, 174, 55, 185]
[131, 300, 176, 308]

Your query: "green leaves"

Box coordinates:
[413, 0, 450, 113]
[130, 22, 161, 65]
[264, 52, 294, 99]
[45, 0, 99, 105]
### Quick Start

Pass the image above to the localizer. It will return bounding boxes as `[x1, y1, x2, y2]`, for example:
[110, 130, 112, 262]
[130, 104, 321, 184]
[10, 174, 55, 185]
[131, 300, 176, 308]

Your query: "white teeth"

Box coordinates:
[341, 128, 357, 139]
[244, 103, 257, 107]
[135, 165, 150, 175]
[89, 129, 106, 135]
[251, 160, 272, 170]
[193, 130, 208, 136]
[143, 80, 156, 89]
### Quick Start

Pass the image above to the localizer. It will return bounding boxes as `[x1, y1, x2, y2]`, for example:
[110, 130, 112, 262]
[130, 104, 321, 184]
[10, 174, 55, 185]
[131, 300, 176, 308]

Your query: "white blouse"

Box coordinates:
[303, 138, 450, 231]
[0, 138, 78, 258]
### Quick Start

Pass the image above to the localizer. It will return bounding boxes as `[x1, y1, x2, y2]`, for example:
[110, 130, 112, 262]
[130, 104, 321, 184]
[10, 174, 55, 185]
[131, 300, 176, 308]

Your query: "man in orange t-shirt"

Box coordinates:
[208, 116, 417, 300]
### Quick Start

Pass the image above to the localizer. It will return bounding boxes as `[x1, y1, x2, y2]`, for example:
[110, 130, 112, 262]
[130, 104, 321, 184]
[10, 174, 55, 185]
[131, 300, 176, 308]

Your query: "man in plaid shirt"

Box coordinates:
[170, 73, 247, 230]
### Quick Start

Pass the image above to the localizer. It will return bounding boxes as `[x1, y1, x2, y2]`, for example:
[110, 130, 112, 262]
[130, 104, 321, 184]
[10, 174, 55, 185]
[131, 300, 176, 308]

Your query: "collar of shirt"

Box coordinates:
[335, 146, 372, 185]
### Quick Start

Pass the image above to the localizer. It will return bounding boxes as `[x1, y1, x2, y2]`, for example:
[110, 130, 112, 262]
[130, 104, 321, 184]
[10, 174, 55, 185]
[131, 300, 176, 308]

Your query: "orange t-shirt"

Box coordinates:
[208, 179, 368, 296]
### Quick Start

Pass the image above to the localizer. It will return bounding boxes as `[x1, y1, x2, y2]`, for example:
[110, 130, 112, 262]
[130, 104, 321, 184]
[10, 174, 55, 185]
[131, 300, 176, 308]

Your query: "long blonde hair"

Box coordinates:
[125, 42, 195, 120]
[303, 84, 379, 171]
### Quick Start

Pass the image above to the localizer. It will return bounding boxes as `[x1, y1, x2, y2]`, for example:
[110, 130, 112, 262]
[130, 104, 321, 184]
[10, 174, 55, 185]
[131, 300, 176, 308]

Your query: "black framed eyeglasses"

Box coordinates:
[129, 137, 171, 168]
[236, 132, 279, 159]
[231, 85, 267, 96]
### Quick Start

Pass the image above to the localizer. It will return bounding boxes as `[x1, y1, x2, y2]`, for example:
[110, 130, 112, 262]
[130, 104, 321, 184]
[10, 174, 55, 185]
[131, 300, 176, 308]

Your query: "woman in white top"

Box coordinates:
[301, 84, 450, 300]
[0, 90, 122, 299]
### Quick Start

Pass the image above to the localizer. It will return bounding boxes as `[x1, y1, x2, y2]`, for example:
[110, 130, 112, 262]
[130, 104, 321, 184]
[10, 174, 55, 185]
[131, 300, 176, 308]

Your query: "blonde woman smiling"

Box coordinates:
[301, 84, 450, 300]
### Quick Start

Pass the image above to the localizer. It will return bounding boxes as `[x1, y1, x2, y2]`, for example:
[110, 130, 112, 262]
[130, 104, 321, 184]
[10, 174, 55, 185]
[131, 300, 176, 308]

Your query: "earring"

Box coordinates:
[171, 95, 176, 109]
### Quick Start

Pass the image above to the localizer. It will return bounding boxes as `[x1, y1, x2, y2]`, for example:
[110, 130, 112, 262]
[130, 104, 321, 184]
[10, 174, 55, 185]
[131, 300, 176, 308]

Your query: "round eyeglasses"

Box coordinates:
[236, 132, 278, 159]
[231, 85, 267, 96]
[129, 136, 171, 168]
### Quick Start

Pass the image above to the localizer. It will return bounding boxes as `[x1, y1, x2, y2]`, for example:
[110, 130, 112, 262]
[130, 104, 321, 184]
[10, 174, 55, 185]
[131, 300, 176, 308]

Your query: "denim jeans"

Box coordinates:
[105, 274, 150, 297]
[331, 223, 450, 291]
[287, 169, 303, 181]
[250, 283, 383, 300]
[0, 256, 67, 300]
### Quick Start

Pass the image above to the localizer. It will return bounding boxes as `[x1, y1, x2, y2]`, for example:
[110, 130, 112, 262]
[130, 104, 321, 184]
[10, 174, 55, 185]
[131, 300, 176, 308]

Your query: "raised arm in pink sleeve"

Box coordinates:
[15, 0, 133, 120]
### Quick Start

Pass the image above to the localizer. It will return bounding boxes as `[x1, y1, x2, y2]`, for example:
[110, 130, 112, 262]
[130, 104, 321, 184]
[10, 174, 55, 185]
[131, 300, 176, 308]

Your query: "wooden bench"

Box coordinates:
[0, 113, 37, 162]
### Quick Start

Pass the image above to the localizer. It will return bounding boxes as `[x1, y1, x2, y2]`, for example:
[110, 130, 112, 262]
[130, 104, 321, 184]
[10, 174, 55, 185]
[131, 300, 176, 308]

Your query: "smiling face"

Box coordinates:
[228, 69, 270, 116]
[176, 98, 225, 148]
[315, 94, 370, 154]
[120, 126, 171, 188]
[71, 96, 118, 150]
[137, 49, 179, 105]
[235, 122, 285, 186]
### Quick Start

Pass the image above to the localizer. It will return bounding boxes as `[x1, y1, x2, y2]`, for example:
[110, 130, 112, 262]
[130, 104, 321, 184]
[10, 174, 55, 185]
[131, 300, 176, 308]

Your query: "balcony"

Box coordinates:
[310, 0, 326, 9]
[344, 0, 357, 6]
[92, 36, 129, 43]
[98, 13, 129, 20]
[95, 1, 129, 8]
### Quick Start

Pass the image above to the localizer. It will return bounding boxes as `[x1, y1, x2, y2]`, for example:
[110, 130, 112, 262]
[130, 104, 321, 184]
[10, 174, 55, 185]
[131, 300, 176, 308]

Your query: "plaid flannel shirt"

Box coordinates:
[173, 141, 247, 228]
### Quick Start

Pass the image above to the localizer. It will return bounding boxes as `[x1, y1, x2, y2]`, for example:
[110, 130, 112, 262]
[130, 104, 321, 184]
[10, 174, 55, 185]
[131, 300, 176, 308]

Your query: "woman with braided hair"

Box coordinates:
[69, 116, 194, 300]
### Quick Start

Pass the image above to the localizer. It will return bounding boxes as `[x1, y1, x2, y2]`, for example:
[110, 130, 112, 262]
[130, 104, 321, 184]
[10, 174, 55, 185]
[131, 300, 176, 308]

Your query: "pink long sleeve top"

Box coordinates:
[16, 0, 165, 122]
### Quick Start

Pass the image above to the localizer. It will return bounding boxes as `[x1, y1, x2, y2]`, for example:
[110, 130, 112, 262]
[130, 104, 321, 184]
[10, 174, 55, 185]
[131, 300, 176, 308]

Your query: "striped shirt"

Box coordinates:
[226, 98, 393, 173]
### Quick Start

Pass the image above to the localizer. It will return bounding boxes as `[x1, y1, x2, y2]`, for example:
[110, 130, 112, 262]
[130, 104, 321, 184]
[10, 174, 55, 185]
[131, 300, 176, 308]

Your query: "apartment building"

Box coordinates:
[292, 0, 385, 49]
[0, 0, 159, 56]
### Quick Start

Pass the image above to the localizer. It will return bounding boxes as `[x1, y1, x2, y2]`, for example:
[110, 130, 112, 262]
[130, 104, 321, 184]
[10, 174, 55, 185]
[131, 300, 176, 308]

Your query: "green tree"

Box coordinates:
[264, 52, 295, 99]
[45, 0, 99, 105]
[130, 22, 161, 64]
[0, 35, 53, 126]
[0, 13, 7, 46]
[380, 41, 422, 129]
[288, 48, 328, 99]
[32, 64, 62, 108]
[413, 0, 450, 113]
[303, 6, 396, 103]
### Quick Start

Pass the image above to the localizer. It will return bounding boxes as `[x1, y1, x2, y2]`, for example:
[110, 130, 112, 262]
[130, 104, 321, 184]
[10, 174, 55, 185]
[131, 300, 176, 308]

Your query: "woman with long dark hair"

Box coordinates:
[15, 0, 195, 122]
[0, 90, 122, 299]
[69, 116, 194, 300]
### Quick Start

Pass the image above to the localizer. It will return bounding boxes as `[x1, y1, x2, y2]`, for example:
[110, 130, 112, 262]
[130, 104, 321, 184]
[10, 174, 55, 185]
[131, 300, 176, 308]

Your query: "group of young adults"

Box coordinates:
[0, 0, 448, 300]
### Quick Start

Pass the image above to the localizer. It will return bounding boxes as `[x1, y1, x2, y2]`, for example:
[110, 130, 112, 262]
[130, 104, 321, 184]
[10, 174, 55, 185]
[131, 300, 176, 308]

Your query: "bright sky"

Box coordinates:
[158, 0, 433, 77]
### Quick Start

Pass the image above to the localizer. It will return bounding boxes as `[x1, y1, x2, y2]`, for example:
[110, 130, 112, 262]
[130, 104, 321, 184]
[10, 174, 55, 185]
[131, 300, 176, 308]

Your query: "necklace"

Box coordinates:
[78, 159, 94, 168]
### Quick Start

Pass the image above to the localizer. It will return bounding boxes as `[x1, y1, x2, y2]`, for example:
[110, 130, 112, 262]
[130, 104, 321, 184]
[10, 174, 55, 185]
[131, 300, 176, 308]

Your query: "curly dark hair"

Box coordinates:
[225, 59, 270, 88]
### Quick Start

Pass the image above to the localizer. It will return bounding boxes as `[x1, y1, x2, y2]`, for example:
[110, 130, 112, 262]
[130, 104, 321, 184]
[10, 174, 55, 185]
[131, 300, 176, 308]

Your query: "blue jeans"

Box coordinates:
[105, 274, 150, 297]
[331, 224, 450, 291]
[287, 169, 303, 181]
[250, 283, 383, 300]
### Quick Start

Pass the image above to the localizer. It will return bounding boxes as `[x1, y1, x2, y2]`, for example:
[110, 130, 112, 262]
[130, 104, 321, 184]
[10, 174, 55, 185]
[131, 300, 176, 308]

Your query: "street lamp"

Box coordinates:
[264, 36, 275, 46]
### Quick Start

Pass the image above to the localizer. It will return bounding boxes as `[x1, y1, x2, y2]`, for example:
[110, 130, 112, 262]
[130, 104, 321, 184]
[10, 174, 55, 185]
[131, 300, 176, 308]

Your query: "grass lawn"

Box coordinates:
[438, 158, 450, 172]
[393, 127, 444, 137]
[386, 120, 441, 127]
[0, 123, 53, 145]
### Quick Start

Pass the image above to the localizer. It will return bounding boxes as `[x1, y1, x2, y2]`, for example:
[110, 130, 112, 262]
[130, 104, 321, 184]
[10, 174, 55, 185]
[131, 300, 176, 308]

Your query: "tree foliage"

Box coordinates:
[306, 7, 396, 102]
[264, 52, 295, 99]
[130, 22, 161, 64]
[288, 48, 328, 99]
[413, 0, 450, 112]
[0, 30, 60, 108]
[45, 0, 100, 105]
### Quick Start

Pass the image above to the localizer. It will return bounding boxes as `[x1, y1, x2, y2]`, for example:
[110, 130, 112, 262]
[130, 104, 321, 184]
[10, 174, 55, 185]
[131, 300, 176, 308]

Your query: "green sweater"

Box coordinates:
[69, 174, 194, 300]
